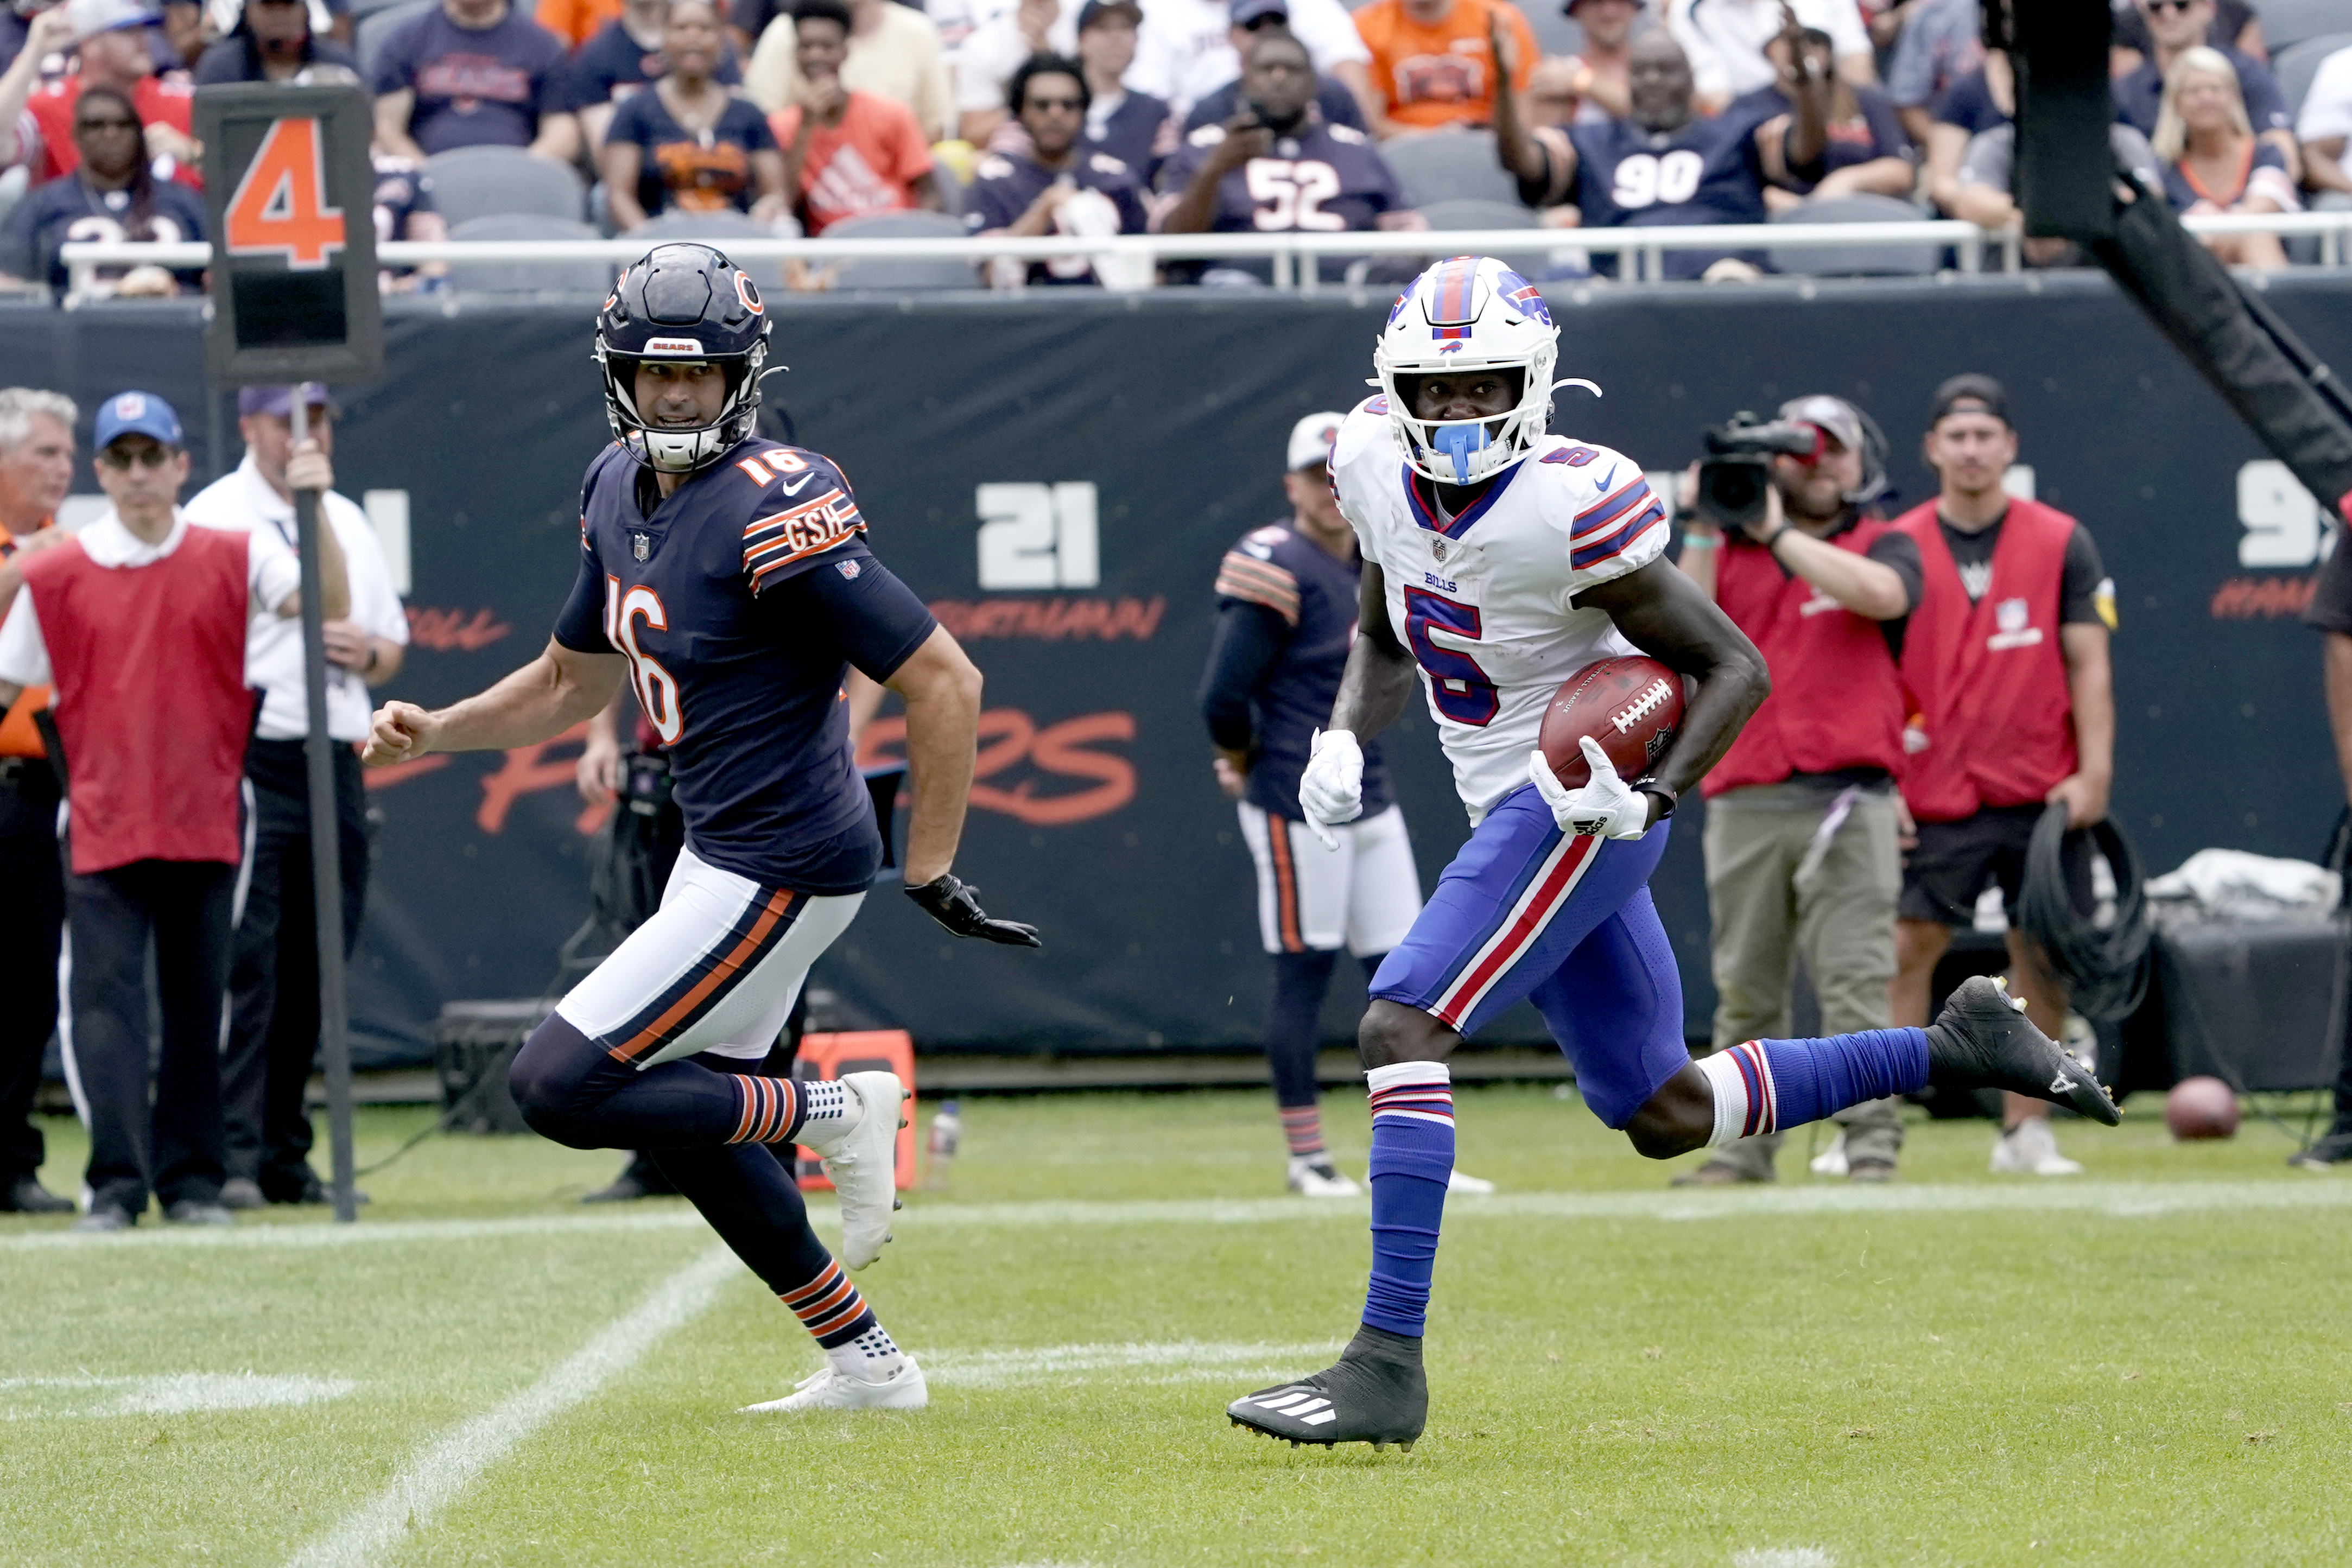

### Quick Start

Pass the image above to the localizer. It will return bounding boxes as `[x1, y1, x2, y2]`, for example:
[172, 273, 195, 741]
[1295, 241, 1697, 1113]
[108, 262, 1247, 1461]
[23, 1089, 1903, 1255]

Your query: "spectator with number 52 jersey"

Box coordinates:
[1156, 31, 1421, 284]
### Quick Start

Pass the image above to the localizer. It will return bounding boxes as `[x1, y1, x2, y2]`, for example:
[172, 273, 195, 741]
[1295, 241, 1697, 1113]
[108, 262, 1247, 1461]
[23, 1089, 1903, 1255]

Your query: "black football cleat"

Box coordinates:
[1226, 1325, 1427, 1451]
[1926, 976, 2121, 1126]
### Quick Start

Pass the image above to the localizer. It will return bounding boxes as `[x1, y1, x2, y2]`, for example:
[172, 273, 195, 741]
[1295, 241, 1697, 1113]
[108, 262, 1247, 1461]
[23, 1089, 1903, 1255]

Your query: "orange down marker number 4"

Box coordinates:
[222, 117, 345, 269]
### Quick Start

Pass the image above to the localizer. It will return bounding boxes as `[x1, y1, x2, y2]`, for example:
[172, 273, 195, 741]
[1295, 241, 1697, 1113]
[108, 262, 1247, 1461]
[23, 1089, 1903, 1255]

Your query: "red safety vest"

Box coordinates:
[1703, 517, 1909, 799]
[23, 527, 256, 874]
[1893, 497, 2078, 823]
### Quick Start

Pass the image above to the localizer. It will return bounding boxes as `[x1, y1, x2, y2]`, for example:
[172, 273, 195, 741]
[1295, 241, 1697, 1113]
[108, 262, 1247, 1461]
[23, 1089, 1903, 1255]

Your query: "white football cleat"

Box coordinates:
[1809, 1130, 1850, 1177]
[1989, 1117, 2083, 1176]
[1286, 1156, 1360, 1198]
[1447, 1169, 1495, 1195]
[802, 1070, 905, 1269]
[740, 1357, 928, 1413]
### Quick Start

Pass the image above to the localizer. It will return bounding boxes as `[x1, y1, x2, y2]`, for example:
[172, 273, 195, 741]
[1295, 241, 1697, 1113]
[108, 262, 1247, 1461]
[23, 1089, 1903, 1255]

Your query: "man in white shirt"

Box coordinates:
[182, 383, 408, 1210]
[745, 0, 955, 140]
[0, 390, 344, 1230]
[1127, 0, 1368, 121]
[1666, 0, 1871, 112]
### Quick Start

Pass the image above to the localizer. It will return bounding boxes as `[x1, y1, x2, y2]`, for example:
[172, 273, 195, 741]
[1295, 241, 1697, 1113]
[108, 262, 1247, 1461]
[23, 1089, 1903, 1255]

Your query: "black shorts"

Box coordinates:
[1899, 803, 2094, 927]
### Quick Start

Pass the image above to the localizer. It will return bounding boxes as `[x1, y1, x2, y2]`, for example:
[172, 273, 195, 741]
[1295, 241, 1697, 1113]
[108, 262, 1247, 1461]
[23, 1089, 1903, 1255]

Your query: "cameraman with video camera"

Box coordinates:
[1673, 395, 1920, 1185]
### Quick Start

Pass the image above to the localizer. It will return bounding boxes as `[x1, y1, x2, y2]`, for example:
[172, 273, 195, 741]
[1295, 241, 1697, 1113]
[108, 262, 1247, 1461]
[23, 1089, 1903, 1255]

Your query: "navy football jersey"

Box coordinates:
[551, 439, 938, 894]
[1201, 522, 1391, 821]
[1568, 115, 1768, 280]
[965, 148, 1151, 287]
[1158, 121, 1407, 283]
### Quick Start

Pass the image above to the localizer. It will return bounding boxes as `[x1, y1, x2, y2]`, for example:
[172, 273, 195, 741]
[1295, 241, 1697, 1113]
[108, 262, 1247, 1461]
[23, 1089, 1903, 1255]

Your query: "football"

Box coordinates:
[1537, 656, 1687, 791]
[2165, 1075, 2240, 1140]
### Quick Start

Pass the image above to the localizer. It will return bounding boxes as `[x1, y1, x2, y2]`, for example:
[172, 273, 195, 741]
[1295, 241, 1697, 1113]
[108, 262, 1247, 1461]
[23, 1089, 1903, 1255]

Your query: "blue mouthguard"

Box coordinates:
[1434, 422, 1489, 484]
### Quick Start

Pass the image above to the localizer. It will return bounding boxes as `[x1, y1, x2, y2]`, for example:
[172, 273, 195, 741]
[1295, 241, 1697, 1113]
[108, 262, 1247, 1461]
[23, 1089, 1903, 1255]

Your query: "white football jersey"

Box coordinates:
[1332, 395, 1669, 822]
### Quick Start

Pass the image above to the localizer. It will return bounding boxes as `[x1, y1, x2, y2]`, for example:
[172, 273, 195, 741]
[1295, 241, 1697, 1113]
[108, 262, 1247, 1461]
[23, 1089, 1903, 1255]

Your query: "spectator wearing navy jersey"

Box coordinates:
[1735, 20, 1911, 212]
[967, 52, 1149, 287]
[601, 0, 784, 228]
[183, 386, 408, 1209]
[1493, 30, 1767, 281]
[1179, 0, 1364, 136]
[192, 0, 362, 84]
[1077, 0, 1170, 179]
[2151, 46, 2294, 270]
[1197, 411, 1429, 1199]
[573, 0, 744, 151]
[1921, 47, 2006, 219]
[0, 84, 207, 297]
[371, 0, 580, 164]
[1157, 31, 1419, 284]
[0, 391, 347, 1231]
[2114, 0, 2293, 182]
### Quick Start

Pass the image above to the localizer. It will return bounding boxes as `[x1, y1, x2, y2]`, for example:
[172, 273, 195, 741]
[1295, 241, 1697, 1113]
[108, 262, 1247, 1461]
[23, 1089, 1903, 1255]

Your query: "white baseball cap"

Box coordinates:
[1285, 411, 1343, 472]
[69, 0, 159, 43]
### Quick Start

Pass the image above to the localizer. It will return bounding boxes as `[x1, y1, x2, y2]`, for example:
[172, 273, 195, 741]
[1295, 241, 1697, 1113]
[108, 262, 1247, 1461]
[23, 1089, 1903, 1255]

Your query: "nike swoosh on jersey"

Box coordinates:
[778, 474, 816, 496]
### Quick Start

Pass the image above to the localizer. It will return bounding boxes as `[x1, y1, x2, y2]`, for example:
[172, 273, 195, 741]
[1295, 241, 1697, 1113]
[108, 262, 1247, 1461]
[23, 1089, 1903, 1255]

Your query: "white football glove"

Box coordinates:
[1296, 727, 1364, 849]
[1529, 738, 1652, 840]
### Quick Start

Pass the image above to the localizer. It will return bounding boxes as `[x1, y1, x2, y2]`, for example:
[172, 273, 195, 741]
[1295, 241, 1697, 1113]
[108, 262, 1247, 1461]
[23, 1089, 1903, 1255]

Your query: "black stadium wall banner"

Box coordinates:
[4, 274, 2344, 1067]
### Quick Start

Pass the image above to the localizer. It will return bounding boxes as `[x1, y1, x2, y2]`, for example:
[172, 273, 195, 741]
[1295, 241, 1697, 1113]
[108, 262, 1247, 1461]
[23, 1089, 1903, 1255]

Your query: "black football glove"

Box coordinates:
[905, 873, 1042, 948]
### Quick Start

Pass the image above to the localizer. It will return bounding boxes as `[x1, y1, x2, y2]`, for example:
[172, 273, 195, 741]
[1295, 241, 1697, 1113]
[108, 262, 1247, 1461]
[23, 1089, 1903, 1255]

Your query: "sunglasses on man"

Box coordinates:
[99, 445, 177, 469]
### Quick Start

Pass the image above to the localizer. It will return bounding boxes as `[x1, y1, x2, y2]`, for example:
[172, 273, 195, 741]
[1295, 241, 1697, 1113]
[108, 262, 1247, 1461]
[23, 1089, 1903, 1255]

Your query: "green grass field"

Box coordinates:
[5, 1085, 2351, 1568]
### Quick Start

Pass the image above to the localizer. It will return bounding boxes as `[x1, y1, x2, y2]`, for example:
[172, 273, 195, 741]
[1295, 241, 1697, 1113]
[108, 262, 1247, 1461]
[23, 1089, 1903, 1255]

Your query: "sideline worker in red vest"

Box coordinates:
[1673, 394, 1920, 1185]
[1888, 373, 2116, 1178]
[0, 390, 348, 1231]
[0, 386, 78, 1216]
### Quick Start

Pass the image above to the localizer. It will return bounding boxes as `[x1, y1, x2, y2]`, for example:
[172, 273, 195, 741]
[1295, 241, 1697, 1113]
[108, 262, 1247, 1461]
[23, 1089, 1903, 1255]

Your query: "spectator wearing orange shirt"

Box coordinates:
[0, 388, 74, 1217]
[537, 0, 625, 52]
[1349, 0, 1533, 139]
[768, 0, 940, 234]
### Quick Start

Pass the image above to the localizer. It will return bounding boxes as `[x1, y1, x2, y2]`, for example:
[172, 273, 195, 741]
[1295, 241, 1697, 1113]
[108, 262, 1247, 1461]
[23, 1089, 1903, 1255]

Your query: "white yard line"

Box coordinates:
[922, 1340, 1344, 1388]
[282, 1244, 736, 1568]
[5, 1178, 2352, 1256]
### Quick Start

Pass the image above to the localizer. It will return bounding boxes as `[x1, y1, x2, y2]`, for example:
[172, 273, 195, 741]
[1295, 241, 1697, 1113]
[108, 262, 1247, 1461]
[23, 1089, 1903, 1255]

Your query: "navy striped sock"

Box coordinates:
[1360, 1062, 1454, 1338]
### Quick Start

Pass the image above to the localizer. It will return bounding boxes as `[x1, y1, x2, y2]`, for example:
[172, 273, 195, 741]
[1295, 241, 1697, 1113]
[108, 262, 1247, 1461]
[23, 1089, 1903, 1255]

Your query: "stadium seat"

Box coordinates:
[1766, 193, 1943, 277]
[927, 158, 965, 218]
[2275, 32, 2352, 119]
[624, 208, 779, 244]
[1379, 130, 1525, 210]
[441, 214, 613, 295]
[823, 210, 980, 291]
[347, 0, 420, 18]
[356, 0, 430, 79]
[424, 145, 589, 227]
[2253, 0, 2348, 55]
[1410, 199, 1548, 270]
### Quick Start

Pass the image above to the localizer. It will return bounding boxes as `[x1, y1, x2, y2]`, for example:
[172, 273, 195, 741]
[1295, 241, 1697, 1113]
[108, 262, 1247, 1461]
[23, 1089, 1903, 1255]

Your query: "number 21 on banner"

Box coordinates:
[222, 117, 345, 269]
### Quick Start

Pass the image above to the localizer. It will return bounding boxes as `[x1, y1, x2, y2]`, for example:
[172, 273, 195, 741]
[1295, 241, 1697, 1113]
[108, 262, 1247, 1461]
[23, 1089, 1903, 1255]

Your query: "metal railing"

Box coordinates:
[50, 209, 2352, 302]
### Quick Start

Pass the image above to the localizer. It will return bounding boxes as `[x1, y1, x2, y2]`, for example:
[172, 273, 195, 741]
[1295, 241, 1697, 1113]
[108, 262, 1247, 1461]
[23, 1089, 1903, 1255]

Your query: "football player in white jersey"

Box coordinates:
[1223, 255, 2121, 1451]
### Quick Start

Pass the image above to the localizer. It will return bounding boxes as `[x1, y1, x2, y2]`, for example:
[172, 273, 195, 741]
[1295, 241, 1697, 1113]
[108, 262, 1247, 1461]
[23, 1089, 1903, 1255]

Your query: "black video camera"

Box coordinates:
[1694, 412, 1823, 535]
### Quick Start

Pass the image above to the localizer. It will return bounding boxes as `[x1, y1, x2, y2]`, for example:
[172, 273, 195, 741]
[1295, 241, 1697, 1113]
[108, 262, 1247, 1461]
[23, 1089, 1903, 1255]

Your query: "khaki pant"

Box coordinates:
[1698, 782, 1904, 1178]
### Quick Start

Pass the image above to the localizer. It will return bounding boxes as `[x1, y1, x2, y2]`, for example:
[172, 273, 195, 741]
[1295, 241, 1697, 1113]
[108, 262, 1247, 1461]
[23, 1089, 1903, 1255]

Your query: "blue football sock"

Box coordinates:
[1698, 1027, 1930, 1144]
[1360, 1062, 1454, 1337]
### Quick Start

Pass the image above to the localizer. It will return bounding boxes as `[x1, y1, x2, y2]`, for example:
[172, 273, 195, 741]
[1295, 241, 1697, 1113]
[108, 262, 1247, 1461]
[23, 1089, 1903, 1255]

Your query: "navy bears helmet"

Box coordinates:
[594, 243, 773, 474]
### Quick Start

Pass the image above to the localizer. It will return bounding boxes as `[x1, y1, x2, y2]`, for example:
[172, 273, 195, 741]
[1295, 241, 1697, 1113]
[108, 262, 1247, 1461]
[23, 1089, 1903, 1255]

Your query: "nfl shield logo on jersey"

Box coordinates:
[1430, 541, 1448, 563]
[632, 532, 650, 561]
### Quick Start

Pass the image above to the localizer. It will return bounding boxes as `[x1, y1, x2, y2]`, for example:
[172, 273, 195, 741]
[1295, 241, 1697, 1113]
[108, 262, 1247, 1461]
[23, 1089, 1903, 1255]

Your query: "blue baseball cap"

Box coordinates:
[237, 383, 335, 420]
[93, 389, 183, 449]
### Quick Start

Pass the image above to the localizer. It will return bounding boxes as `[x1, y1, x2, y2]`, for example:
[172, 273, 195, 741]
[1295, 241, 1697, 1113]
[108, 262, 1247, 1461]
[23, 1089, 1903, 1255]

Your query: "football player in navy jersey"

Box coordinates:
[1494, 30, 1772, 281]
[1157, 31, 1421, 285]
[363, 244, 1038, 1414]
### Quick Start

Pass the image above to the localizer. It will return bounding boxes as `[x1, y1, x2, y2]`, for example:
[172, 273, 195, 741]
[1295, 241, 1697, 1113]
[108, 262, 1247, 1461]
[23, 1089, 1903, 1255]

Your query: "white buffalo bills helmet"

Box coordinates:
[1373, 255, 1592, 487]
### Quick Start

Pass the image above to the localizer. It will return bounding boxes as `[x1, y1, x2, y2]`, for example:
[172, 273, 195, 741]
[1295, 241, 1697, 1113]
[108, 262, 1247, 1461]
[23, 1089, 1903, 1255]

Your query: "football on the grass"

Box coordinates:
[2166, 1075, 2240, 1140]
[1538, 656, 1685, 791]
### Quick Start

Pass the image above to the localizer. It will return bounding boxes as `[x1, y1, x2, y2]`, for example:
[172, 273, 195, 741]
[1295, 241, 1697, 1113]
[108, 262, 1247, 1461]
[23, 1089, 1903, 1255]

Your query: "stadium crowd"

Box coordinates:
[0, 0, 2349, 295]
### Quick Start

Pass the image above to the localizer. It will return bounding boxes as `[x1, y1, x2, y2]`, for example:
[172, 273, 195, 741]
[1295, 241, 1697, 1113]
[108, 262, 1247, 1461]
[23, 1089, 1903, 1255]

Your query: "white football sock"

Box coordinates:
[795, 1079, 863, 1151]
[1694, 1043, 1775, 1147]
[826, 1321, 905, 1382]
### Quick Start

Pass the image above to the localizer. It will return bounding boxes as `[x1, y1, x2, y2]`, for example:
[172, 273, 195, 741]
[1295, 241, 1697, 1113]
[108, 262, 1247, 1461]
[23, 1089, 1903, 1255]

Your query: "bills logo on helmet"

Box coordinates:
[1387, 288, 1415, 327]
[1498, 269, 1552, 327]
